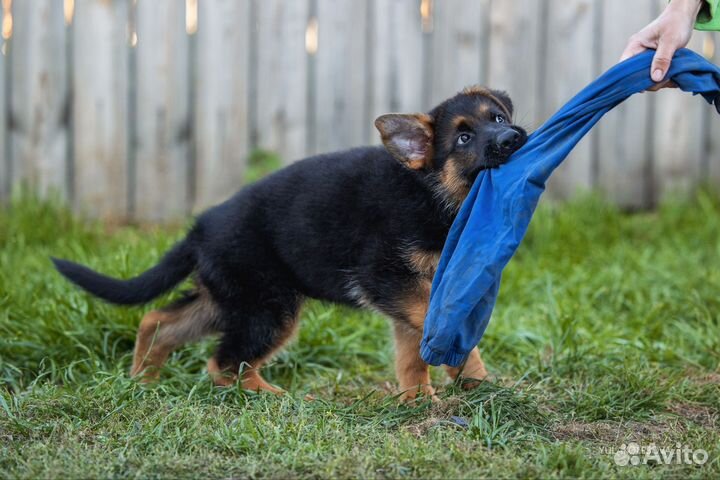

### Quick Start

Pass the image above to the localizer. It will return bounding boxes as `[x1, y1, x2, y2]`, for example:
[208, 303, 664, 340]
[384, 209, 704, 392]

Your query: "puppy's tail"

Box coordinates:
[51, 239, 196, 306]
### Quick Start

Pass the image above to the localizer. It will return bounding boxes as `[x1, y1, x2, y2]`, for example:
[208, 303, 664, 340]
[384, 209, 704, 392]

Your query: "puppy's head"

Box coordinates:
[375, 86, 527, 207]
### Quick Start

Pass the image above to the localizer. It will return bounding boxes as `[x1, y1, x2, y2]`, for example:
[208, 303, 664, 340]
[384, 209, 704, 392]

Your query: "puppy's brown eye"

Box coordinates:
[457, 133, 472, 146]
[495, 114, 506, 124]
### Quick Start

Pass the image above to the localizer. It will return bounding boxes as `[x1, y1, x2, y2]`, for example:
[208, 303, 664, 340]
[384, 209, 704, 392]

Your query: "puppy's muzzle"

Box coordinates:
[494, 128, 526, 155]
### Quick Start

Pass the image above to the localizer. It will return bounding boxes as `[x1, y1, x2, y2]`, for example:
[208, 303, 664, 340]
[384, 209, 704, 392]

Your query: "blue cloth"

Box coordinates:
[421, 49, 720, 367]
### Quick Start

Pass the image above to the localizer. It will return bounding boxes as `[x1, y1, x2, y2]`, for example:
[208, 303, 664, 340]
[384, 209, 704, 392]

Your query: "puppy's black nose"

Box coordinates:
[496, 129, 521, 151]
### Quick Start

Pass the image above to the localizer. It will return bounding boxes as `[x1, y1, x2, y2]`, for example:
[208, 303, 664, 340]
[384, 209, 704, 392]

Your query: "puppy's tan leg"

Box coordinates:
[206, 357, 284, 394]
[131, 311, 177, 380]
[390, 280, 436, 401]
[206, 356, 237, 386]
[394, 324, 435, 401]
[242, 369, 284, 394]
[444, 346, 489, 389]
[131, 294, 217, 380]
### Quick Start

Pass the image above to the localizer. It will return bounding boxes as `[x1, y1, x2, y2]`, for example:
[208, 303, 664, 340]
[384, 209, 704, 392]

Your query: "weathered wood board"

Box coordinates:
[134, 0, 190, 221]
[72, 0, 130, 219]
[194, 0, 250, 210]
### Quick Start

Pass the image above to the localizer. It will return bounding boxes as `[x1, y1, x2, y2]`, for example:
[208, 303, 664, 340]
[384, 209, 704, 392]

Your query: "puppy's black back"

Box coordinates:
[195, 146, 451, 306]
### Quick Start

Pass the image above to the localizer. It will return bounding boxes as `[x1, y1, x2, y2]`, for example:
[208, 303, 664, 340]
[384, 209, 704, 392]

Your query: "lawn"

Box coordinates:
[1, 189, 719, 479]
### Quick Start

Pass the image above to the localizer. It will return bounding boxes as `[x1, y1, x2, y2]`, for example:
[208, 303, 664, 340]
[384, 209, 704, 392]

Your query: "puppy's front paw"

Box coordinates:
[456, 375, 486, 390]
[444, 348, 489, 390]
[399, 384, 438, 403]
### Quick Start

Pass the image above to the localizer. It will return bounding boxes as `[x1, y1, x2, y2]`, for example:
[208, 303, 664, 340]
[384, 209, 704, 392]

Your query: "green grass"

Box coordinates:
[1, 188, 719, 479]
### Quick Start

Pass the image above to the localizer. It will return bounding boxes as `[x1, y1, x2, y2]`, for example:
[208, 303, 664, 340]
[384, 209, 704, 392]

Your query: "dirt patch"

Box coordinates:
[681, 368, 720, 386]
[552, 419, 681, 444]
[428, 396, 464, 416]
[697, 373, 720, 385]
[552, 421, 619, 442]
[669, 403, 719, 430]
[402, 396, 466, 437]
[403, 417, 444, 437]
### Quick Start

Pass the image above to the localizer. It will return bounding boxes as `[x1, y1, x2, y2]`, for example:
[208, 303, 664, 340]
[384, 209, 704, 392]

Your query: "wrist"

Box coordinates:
[668, 0, 703, 17]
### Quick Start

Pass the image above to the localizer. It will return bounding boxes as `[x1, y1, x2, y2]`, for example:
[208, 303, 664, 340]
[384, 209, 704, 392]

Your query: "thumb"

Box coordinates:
[620, 40, 647, 62]
[651, 39, 676, 82]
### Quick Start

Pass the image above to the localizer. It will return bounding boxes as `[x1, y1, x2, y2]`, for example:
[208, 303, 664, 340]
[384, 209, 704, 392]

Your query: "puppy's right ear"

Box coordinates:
[375, 113, 434, 170]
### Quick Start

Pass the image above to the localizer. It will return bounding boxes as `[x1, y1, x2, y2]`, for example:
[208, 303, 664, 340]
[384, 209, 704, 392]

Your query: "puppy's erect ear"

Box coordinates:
[375, 113, 434, 170]
[491, 90, 514, 117]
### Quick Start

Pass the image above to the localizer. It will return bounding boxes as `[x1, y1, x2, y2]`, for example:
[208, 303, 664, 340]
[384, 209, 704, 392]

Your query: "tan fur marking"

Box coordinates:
[407, 159, 425, 169]
[241, 369, 285, 394]
[393, 324, 434, 401]
[477, 103, 491, 116]
[390, 280, 436, 401]
[415, 113, 434, 134]
[440, 157, 470, 205]
[462, 85, 511, 119]
[131, 311, 175, 380]
[399, 279, 431, 330]
[207, 356, 237, 387]
[406, 249, 441, 279]
[462, 85, 489, 96]
[207, 357, 284, 394]
[444, 347, 488, 389]
[131, 288, 218, 380]
[451, 115, 471, 129]
[209, 360, 285, 393]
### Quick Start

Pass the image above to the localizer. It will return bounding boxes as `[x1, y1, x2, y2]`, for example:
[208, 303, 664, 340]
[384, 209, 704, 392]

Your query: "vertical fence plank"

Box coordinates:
[368, 0, 424, 145]
[653, 28, 706, 202]
[0, 16, 6, 203]
[313, 0, 369, 154]
[194, 0, 250, 210]
[597, 0, 655, 208]
[705, 35, 720, 187]
[543, 0, 596, 199]
[368, 0, 393, 144]
[134, 0, 189, 222]
[255, 0, 309, 163]
[488, 0, 544, 132]
[429, 0, 488, 107]
[10, 0, 69, 199]
[73, 0, 129, 219]
[392, 0, 425, 114]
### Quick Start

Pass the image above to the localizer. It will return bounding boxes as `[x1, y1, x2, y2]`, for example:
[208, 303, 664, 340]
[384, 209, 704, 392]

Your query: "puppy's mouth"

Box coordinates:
[483, 149, 512, 168]
[462, 131, 529, 181]
[464, 148, 516, 180]
[482, 133, 528, 166]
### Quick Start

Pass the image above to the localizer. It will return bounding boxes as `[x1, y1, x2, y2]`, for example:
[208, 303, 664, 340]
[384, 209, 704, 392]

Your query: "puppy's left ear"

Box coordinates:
[375, 113, 434, 170]
[491, 90, 514, 117]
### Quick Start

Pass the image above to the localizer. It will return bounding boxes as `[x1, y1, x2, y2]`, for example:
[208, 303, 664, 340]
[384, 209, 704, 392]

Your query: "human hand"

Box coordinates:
[621, 0, 703, 85]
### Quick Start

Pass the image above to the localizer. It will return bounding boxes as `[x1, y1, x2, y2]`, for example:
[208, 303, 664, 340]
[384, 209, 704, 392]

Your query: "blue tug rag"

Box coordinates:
[421, 48, 720, 367]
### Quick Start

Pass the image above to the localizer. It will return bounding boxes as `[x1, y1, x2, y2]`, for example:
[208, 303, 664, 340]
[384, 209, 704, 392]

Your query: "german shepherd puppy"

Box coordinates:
[53, 86, 527, 400]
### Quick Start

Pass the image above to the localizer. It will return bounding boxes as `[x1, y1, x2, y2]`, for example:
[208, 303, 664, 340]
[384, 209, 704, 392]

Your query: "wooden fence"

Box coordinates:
[0, 0, 719, 221]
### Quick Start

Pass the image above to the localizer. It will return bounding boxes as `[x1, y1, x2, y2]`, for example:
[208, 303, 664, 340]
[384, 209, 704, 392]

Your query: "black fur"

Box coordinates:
[53, 87, 527, 375]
